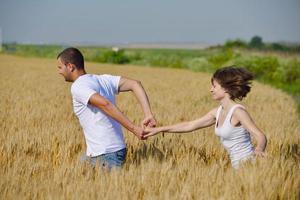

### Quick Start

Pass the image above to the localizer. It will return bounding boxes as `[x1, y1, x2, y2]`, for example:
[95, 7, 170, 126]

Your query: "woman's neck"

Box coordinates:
[220, 97, 236, 112]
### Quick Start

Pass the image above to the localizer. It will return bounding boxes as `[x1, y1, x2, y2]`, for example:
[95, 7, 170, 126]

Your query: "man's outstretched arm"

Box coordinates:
[118, 77, 156, 127]
[89, 93, 145, 139]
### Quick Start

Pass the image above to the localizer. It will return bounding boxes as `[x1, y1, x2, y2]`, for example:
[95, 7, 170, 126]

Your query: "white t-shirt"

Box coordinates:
[71, 74, 126, 157]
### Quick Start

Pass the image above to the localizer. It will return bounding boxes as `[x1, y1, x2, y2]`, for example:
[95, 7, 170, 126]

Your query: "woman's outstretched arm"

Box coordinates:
[143, 108, 217, 138]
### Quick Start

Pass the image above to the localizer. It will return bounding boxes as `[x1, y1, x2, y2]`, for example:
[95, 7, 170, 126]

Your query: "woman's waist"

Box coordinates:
[222, 140, 253, 154]
[227, 145, 254, 159]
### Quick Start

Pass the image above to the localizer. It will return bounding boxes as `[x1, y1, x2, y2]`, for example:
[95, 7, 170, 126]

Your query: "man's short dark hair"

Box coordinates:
[57, 47, 84, 70]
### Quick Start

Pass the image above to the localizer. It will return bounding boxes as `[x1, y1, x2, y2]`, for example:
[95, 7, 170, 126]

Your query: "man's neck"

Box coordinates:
[72, 70, 87, 82]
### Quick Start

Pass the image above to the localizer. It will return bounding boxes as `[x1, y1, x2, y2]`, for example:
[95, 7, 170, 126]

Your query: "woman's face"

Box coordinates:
[210, 79, 227, 101]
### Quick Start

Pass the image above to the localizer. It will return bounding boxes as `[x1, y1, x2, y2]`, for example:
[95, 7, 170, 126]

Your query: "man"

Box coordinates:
[57, 47, 156, 169]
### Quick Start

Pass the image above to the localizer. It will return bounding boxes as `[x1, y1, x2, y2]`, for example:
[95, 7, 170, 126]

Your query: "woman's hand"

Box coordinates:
[142, 127, 163, 139]
[254, 149, 267, 157]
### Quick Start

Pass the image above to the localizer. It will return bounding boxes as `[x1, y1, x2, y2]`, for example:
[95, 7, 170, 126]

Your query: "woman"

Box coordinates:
[144, 66, 267, 169]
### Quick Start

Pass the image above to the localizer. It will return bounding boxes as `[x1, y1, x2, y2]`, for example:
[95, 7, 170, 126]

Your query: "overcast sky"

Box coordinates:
[0, 0, 300, 45]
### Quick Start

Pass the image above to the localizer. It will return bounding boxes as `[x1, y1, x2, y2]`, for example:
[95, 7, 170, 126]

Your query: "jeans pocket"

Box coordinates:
[116, 148, 127, 161]
[101, 149, 125, 168]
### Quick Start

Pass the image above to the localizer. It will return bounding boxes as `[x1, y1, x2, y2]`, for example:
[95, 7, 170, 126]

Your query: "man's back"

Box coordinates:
[71, 74, 125, 157]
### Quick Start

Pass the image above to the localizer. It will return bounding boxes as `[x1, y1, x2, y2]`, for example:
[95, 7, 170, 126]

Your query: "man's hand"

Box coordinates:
[133, 126, 147, 140]
[142, 115, 157, 128]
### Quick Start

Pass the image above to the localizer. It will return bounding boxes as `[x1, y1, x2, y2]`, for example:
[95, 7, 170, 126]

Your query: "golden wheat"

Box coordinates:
[0, 54, 299, 200]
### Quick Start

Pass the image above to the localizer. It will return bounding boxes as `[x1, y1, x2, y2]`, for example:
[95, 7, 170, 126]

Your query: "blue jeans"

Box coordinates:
[80, 148, 127, 170]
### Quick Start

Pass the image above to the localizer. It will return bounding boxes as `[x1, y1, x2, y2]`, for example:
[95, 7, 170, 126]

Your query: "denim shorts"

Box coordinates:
[80, 148, 127, 170]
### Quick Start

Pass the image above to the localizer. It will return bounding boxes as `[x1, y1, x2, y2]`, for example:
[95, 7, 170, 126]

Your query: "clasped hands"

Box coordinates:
[133, 115, 161, 140]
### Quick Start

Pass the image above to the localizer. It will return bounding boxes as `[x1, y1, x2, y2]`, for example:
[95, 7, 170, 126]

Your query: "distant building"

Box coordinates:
[112, 47, 119, 52]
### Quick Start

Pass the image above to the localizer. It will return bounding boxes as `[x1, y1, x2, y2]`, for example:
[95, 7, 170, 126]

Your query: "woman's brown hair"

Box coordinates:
[212, 66, 254, 101]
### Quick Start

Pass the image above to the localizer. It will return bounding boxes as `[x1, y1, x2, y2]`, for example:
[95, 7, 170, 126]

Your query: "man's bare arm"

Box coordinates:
[89, 93, 145, 139]
[118, 77, 156, 127]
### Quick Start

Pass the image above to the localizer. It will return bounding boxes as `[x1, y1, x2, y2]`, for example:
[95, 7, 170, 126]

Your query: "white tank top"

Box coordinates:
[215, 104, 254, 168]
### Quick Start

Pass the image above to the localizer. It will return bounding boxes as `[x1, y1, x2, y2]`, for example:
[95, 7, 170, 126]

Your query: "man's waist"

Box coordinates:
[86, 144, 126, 157]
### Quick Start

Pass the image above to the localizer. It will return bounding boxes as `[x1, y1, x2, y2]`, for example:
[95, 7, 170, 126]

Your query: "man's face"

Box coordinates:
[57, 57, 72, 82]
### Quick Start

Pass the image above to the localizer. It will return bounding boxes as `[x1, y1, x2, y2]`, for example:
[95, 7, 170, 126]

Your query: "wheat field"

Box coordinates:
[0, 54, 299, 200]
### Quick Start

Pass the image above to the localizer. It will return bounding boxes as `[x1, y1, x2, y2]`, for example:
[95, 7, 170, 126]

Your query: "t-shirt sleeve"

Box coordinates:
[103, 74, 121, 94]
[71, 83, 97, 106]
